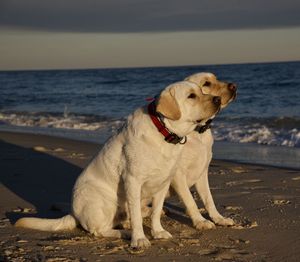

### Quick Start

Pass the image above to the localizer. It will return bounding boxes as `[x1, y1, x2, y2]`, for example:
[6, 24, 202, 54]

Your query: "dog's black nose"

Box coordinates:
[213, 96, 221, 105]
[228, 83, 237, 91]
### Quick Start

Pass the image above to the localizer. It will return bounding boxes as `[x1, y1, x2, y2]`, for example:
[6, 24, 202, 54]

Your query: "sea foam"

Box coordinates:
[1, 111, 299, 148]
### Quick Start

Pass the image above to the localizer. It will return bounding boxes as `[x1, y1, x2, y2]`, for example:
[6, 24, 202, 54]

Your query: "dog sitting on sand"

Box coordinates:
[171, 73, 237, 229]
[15, 80, 221, 248]
[140, 73, 237, 229]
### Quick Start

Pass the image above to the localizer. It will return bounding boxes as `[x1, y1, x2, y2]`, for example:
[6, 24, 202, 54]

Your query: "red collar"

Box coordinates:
[148, 101, 186, 145]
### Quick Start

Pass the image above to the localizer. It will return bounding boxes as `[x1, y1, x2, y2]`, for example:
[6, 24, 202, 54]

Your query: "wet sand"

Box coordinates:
[0, 131, 299, 261]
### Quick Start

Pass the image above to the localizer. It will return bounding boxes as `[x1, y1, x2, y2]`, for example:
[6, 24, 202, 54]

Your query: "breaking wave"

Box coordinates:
[0, 111, 299, 148]
[0, 111, 123, 132]
[213, 117, 300, 148]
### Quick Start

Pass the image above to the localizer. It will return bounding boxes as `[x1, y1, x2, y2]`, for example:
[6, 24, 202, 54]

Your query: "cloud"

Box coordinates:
[1, 0, 300, 33]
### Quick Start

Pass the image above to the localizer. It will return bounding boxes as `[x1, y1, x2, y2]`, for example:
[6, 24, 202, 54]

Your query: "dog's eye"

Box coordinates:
[188, 93, 196, 99]
[203, 81, 211, 87]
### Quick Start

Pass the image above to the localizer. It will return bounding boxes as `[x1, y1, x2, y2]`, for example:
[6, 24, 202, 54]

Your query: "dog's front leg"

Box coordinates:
[195, 170, 234, 226]
[171, 174, 216, 230]
[125, 175, 151, 248]
[151, 182, 172, 239]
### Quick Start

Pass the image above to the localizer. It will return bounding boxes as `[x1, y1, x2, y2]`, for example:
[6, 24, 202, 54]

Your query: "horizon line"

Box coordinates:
[1, 59, 299, 73]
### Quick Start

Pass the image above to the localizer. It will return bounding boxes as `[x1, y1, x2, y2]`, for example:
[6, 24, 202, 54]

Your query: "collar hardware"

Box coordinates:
[148, 101, 186, 145]
[195, 119, 212, 133]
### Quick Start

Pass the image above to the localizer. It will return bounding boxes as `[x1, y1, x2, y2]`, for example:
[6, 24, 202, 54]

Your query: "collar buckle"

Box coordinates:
[165, 133, 184, 144]
[148, 100, 186, 145]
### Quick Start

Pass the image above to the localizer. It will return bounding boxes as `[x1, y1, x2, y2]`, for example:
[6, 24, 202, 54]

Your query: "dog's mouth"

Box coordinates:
[215, 106, 221, 115]
[212, 106, 221, 120]
[232, 92, 237, 100]
[227, 91, 237, 104]
[221, 91, 237, 108]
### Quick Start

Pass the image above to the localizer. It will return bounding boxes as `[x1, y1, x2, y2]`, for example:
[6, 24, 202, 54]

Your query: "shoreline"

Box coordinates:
[1, 126, 299, 170]
[0, 130, 299, 261]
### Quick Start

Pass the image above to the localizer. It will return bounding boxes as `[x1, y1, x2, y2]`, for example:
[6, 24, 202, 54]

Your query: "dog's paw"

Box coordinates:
[213, 216, 235, 226]
[131, 237, 151, 248]
[152, 230, 172, 239]
[194, 219, 216, 230]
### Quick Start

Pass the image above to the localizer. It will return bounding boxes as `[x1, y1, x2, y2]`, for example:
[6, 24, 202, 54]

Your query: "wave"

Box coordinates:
[0, 111, 123, 132]
[213, 117, 300, 148]
[0, 111, 299, 148]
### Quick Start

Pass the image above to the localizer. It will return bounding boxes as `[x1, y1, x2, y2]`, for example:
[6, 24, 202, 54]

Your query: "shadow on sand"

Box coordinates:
[0, 136, 194, 229]
[0, 139, 82, 223]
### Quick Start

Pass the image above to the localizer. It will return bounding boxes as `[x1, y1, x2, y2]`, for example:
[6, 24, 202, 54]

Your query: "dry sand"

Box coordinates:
[0, 131, 299, 262]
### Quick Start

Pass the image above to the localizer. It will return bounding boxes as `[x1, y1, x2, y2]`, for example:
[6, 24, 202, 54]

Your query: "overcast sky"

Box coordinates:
[0, 0, 300, 70]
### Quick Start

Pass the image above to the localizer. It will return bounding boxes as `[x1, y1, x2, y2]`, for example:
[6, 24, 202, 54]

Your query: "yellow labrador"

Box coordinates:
[170, 72, 237, 229]
[15, 81, 221, 248]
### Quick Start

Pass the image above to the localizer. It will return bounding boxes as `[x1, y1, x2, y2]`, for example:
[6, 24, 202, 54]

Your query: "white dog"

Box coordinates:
[170, 73, 237, 230]
[15, 81, 221, 248]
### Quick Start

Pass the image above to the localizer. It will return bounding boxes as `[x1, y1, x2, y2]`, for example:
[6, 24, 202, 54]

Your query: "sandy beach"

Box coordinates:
[0, 131, 299, 262]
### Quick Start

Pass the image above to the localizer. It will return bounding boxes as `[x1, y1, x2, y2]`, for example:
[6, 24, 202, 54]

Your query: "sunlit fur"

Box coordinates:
[186, 72, 237, 109]
[169, 72, 237, 230]
[15, 81, 220, 248]
[139, 73, 237, 229]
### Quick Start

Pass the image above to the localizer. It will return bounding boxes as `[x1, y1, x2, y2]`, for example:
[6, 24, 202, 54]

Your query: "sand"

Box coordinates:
[0, 131, 299, 262]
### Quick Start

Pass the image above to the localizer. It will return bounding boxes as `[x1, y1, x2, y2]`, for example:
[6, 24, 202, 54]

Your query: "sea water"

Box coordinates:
[0, 61, 299, 168]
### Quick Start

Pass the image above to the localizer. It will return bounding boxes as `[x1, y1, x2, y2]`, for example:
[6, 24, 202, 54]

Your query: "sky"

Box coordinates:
[0, 0, 300, 70]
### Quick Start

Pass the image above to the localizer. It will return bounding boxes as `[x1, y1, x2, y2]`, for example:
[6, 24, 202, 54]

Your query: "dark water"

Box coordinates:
[0, 61, 299, 168]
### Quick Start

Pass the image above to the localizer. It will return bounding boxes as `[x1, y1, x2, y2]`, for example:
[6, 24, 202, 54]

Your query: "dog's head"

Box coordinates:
[185, 73, 237, 109]
[156, 81, 221, 124]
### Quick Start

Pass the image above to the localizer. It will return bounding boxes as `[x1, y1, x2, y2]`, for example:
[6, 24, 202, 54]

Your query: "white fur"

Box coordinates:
[170, 73, 236, 229]
[15, 81, 219, 248]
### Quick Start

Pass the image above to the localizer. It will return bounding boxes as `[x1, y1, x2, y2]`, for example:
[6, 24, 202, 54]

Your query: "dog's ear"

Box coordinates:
[156, 88, 181, 120]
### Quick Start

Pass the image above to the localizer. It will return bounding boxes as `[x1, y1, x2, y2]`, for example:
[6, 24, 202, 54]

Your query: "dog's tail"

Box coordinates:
[15, 214, 77, 232]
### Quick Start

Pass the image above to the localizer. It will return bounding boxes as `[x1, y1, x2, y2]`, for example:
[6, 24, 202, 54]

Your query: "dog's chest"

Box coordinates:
[177, 131, 213, 186]
[140, 146, 180, 197]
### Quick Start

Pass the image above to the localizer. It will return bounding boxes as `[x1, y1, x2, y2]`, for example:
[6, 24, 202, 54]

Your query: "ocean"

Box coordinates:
[0, 61, 299, 169]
